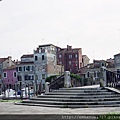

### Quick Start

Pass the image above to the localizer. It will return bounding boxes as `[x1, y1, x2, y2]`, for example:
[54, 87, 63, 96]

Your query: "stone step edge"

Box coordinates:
[37, 94, 120, 98]
[22, 100, 120, 105]
[15, 102, 120, 108]
[30, 97, 120, 102]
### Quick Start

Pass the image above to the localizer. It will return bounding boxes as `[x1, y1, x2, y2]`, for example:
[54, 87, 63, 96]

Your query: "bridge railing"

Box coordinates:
[106, 70, 120, 88]
[49, 74, 64, 91]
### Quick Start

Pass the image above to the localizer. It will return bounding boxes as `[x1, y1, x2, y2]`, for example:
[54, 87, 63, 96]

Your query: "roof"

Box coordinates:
[66, 48, 81, 52]
[114, 53, 120, 57]
[3, 65, 16, 70]
[0, 58, 8, 63]
[38, 44, 56, 48]
[82, 55, 90, 60]
[21, 54, 34, 58]
[17, 61, 34, 65]
[58, 48, 81, 54]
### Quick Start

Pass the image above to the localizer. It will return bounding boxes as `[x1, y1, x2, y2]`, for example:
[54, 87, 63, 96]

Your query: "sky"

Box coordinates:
[0, 0, 120, 62]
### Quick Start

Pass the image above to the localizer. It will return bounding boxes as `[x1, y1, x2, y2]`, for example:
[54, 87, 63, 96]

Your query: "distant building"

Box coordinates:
[0, 56, 15, 94]
[114, 53, 120, 72]
[82, 55, 90, 67]
[57, 45, 83, 73]
[79, 59, 115, 80]
[3, 65, 17, 89]
[16, 54, 35, 90]
[34, 44, 64, 91]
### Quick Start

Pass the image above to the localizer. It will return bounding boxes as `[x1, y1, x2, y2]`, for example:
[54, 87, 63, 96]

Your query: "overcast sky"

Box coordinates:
[0, 0, 120, 62]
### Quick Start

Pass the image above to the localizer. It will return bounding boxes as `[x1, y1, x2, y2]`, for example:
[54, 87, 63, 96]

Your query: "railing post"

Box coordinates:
[64, 71, 71, 88]
[100, 67, 107, 87]
[45, 82, 50, 93]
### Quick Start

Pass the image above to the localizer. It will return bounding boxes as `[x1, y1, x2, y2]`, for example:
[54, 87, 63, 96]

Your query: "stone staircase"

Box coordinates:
[15, 86, 120, 108]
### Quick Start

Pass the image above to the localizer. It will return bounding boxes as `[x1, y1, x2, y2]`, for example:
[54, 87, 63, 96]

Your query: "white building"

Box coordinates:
[16, 54, 35, 89]
[34, 44, 64, 91]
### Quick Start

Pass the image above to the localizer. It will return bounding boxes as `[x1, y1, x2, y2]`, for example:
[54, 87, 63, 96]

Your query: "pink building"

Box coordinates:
[3, 65, 17, 89]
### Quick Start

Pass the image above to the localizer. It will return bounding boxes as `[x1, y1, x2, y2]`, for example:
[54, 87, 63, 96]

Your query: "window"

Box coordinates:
[24, 75, 29, 80]
[32, 66, 34, 71]
[29, 75, 34, 80]
[94, 71, 98, 78]
[23, 66, 25, 71]
[59, 61, 62, 64]
[17, 75, 22, 81]
[16, 67, 18, 72]
[35, 56, 38, 61]
[42, 55, 45, 60]
[69, 55, 72, 58]
[42, 74, 45, 79]
[117, 69, 120, 73]
[26, 66, 30, 71]
[24, 75, 34, 80]
[30, 66, 34, 71]
[87, 72, 90, 78]
[69, 61, 71, 65]
[75, 54, 78, 58]
[18, 67, 22, 72]
[3, 72, 7, 78]
[42, 65, 45, 69]
[59, 55, 62, 58]
[13, 72, 17, 78]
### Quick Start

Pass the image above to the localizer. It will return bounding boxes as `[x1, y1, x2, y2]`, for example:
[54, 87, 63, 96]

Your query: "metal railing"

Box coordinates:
[106, 70, 120, 88]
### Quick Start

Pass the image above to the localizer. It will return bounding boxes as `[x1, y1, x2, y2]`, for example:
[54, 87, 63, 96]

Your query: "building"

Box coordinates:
[79, 59, 115, 81]
[0, 56, 15, 94]
[16, 54, 35, 90]
[114, 53, 120, 72]
[82, 55, 90, 67]
[57, 45, 83, 73]
[2, 65, 17, 90]
[34, 44, 64, 91]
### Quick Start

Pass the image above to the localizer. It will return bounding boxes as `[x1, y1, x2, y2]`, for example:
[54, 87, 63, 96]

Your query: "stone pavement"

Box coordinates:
[0, 102, 120, 115]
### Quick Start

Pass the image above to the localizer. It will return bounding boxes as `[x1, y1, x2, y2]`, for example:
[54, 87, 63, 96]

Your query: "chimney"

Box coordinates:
[67, 45, 72, 50]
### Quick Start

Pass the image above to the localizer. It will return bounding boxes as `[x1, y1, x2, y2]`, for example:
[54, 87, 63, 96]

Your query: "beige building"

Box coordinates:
[82, 55, 90, 67]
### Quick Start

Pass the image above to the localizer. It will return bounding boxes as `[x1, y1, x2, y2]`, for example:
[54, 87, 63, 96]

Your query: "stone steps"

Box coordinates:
[30, 97, 120, 102]
[21, 99, 120, 105]
[37, 94, 120, 98]
[15, 86, 120, 108]
[52, 89, 108, 93]
[16, 100, 120, 106]
[45, 92, 114, 95]
[15, 102, 120, 108]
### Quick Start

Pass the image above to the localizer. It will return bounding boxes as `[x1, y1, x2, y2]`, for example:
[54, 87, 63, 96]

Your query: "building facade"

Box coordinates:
[34, 44, 64, 91]
[114, 53, 120, 72]
[79, 59, 115, 84]
[57, 45, 83, 73]
[3, 65, 17, 90]
[16, 54, 35, 90]
[0, 56, 15, 94]
[82, 55, 90, 67]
